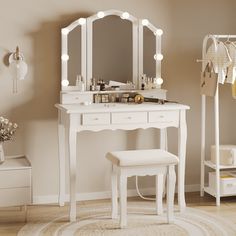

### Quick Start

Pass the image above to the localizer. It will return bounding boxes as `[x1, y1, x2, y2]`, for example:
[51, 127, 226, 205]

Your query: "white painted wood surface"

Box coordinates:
[110, 161, 176, 228]
[0, 155, 32, 208]
[55, 102, 189, 222]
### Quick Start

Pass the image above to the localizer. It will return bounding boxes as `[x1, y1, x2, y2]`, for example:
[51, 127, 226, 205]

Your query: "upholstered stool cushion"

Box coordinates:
[106, 149, 178, 167]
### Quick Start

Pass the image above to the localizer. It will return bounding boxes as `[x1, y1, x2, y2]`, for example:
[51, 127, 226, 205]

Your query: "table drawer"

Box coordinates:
[0, 169, 31, 189]
[82, 113, 110, 125]
[149, 111, 179, 125]
[61, 93, 93, 104]
[0, 187, 31, 207]
[111, 112, 147, 124]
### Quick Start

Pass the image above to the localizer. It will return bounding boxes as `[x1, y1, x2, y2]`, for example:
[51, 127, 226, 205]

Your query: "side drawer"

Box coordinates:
[0, 187, 31, 207]
[82, 113, 110, 125]
[149, 111, 179, 125]
[111, 112, 147, 124]
[0, 169, 31, 189]
[61, 93, 93, 104]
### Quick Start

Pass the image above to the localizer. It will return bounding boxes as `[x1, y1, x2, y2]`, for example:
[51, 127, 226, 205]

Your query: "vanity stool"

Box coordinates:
[106, 149, 178, 228]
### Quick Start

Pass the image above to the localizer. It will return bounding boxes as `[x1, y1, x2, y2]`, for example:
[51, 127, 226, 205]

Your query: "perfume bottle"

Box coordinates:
[141, 74, 146, 90]
[90, 78, 96, 91]
[76, 75, 85, 91]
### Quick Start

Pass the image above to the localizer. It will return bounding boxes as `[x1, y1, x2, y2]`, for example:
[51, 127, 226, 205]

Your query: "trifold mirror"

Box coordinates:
[61, 10, 163, 91]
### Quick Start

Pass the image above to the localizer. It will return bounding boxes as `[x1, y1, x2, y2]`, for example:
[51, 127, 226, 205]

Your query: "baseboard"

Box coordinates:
[33, 184, 200, 204]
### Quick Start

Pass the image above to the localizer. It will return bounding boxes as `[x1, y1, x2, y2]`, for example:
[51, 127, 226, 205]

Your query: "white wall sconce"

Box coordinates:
[9, 46, 28, 93]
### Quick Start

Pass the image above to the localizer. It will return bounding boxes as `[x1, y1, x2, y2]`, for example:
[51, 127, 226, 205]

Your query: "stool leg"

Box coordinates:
[119, 173, 127, 228]
[167, 165, 176, 223]
[111, 166, 118, 219]
[156, 174, 163, 215]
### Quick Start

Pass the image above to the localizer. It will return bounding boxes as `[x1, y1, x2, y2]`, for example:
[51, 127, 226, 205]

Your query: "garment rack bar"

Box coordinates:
[210, 34, 236, 39]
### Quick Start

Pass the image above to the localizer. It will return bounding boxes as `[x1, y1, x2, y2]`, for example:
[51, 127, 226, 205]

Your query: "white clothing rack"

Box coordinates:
[200, 34, 236, 205]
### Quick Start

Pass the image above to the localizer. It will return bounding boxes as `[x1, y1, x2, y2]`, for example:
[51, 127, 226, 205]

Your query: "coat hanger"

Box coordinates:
[224, 35, 231, 44]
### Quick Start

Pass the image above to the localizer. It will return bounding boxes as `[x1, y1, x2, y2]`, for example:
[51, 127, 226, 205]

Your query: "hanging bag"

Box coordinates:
[200, 62, 218, 97]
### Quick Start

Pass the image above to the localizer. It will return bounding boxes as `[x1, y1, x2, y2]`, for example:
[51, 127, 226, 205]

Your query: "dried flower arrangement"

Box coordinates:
[0, 116, 18, 142]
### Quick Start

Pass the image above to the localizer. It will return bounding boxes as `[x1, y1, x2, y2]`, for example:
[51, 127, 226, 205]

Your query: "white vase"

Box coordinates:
[0, 142, 5, 164]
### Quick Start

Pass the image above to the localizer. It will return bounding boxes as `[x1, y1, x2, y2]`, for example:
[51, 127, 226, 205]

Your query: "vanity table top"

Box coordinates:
[55, 103, 190, 114]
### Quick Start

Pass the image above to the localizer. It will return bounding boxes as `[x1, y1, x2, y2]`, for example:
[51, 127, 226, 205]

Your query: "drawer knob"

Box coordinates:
[159, 115, 164, 118]
[94, 118, 99, 120]
[75, 97, 79, 100]
[127, 117, 132, 120]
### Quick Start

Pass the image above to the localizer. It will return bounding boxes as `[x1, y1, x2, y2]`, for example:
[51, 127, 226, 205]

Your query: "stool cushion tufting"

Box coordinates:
[106, 149, 178, 167]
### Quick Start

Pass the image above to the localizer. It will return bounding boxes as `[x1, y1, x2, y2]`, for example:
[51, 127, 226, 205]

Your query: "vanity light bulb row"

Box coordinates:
[60, 10, 164, 88]
[97, 11, 130, 20]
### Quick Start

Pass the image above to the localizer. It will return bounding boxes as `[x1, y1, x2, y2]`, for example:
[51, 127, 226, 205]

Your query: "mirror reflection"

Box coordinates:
[143, 26, 156, 79]
[92, 15, 133, 84]
[68, 26, 81, 86]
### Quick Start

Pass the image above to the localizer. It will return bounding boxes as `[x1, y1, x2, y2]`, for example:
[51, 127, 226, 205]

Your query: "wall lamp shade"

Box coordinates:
[9, 46, 28, 93]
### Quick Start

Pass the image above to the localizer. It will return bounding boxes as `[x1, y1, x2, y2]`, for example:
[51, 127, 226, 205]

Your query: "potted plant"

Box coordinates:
[0, 117, 18, 164]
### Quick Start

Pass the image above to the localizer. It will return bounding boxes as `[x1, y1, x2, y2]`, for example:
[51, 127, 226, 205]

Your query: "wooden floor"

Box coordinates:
[0, 192, 236, 235]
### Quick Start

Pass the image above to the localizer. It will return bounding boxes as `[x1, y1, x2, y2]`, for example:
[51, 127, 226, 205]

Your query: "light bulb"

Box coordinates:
[155, 29, 163, 36]
[17, 60, 28, 80]
[154, 53, 163, 61]
[142, 19, 149, 26]
[9, 60, 28, 80]
[78, 18, 86, 25]
[61, 54, 69, 61]
[97, 11, 105, 18]
[121, 12, 130, 19]
[61, 28, 69, 35]
[61, 79, 69, 86]
[156, 78, 163, 85]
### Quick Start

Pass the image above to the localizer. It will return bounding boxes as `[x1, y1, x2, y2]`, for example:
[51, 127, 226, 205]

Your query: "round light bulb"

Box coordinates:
[61, 79, 69, 86]
[155, 29, 163, 36]
[97, 11, 105, 18]
[156, 78, 163, 85]
[61, 28, 69, 35]
[121, 12, 130, 19]
[142, 19, 149, 26]
[78, 18, 86, 25]
[61, 54, 69, 61]
[154, 53, 163, 61]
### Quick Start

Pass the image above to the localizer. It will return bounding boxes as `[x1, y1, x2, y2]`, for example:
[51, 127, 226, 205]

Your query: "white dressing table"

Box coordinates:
[58, 9, 190, 221]
[56, 102, 189, 221]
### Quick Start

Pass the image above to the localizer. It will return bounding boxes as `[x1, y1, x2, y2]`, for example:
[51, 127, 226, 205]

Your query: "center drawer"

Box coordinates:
[111, 112, 147, 124]
[82, 113, 110, 125]
[149, 111, 179, 125]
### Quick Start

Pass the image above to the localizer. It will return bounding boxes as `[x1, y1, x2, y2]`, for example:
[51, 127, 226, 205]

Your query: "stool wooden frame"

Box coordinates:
[110, 163, 176, 228]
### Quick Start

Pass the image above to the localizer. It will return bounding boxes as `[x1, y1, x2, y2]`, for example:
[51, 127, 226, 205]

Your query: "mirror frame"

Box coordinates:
[139, 19, 163, 88]
[61, 10, 163, 91]
[86, 9, 138, 90]
[61, 18, 87, 90]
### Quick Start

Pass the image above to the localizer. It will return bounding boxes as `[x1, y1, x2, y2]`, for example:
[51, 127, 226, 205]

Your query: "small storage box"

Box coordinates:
[211, 145, 236, 165]
[209, 171, 236, 195]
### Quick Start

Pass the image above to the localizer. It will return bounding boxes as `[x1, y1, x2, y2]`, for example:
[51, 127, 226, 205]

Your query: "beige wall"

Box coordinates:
[0, 0, 235, 201]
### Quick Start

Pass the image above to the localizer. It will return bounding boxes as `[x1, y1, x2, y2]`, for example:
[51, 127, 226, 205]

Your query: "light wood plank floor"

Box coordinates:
[0, 192, 236, 235]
